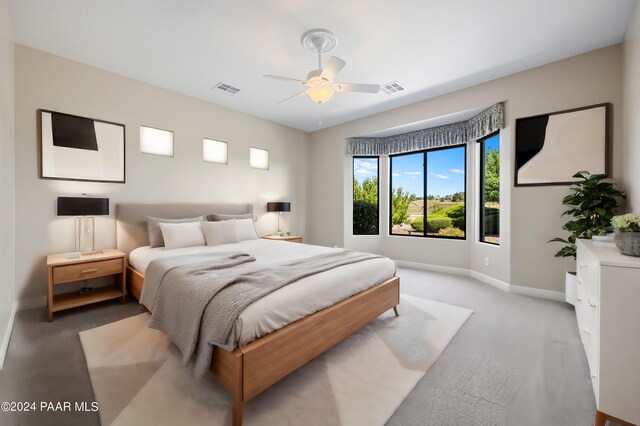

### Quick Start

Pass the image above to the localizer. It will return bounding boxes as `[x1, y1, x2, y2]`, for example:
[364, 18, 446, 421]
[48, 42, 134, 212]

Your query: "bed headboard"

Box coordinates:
[116, 203, 253, 254]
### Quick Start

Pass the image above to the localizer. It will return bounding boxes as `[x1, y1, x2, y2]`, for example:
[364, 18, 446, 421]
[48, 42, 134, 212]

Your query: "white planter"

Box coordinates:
[565, 271, 577, 306]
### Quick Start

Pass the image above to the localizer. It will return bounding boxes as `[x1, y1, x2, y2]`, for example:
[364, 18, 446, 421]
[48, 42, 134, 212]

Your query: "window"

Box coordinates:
[479, 132, 500, 244]
[390, 145, 466, 239]
[249, 147, 269, 170]
[353, 157, 379, 235]
[390, 152, 424, 236]
[203, 138, 228, 164]
[140, 125, 174, 157]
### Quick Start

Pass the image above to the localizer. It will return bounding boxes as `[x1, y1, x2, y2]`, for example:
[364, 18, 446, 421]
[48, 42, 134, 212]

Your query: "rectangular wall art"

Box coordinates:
[515, 103, 609, 186]
[40, 109, 126, 183]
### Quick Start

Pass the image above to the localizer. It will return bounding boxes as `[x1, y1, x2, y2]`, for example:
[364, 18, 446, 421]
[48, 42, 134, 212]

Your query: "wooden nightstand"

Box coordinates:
[261, 235, 303, 243]
[47, 249, 127, 321]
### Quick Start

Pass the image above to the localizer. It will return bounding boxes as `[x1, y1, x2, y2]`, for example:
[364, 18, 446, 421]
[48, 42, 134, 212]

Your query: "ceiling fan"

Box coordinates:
[264, 29, 380, 104]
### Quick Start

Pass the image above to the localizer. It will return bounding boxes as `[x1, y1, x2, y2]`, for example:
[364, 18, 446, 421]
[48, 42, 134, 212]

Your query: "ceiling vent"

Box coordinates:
[212, 82, 240, 95]
[380, 81, 406, 95]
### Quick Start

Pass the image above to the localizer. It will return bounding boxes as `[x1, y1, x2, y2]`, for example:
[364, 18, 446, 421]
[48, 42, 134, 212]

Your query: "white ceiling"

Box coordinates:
[10, 0, 637, 133]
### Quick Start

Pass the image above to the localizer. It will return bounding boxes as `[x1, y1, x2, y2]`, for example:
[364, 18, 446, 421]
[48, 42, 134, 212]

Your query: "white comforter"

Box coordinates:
[129, 239, 397, 346]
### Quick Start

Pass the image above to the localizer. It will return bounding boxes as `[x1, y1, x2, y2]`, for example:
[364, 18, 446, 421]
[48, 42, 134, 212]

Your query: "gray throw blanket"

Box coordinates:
[140, 250, 381, 377]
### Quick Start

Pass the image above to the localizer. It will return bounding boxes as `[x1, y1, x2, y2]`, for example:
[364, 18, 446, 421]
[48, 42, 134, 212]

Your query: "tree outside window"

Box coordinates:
[353, 157, 379, 235]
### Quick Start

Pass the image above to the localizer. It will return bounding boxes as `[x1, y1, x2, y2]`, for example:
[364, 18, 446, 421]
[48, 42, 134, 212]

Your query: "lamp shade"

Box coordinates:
[57, 197, 109, 216]
[267, 202, 291, 213]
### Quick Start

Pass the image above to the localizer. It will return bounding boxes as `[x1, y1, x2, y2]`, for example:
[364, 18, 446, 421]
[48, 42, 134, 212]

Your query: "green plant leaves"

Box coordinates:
[549, 171, 626, 259]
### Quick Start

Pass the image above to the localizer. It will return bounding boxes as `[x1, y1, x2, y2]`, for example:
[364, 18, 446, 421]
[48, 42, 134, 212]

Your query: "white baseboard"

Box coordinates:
[394, 260, 470, 277]
[0, 303, 17, 369]
[397, 261, 565, 302]
[16, 296, 46, 311]
[509, 284, 565, 302]
[469, 270, 510, 292]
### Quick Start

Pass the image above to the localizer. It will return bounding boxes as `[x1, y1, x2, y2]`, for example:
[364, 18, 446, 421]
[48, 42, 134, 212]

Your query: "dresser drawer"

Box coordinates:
[584, 266, 600, 306]
[591, 369, 600, 406]
[583, 309, 599, 377]
[575, 285, 588, 333]
[576, 248, 594, 282]
[53, 258, 123, 284]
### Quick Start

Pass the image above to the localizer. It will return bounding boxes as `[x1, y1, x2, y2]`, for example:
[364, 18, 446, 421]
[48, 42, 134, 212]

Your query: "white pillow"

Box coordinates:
[201, 219, 239, 246]
[159, 222, 205, 250]
[236, 218, 259, 241]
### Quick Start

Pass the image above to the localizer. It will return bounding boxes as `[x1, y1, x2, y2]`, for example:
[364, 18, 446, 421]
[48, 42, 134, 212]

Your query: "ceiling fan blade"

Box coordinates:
[264, 75, 306, 84]
[277, 90, 307, 104]
[320, 56, 346, 80]
[335, 83, 380, 93]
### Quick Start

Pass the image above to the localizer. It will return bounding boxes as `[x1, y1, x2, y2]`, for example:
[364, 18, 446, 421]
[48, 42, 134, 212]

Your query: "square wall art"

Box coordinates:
[515, 103, 609, 186]
[40, 109, 125, 183]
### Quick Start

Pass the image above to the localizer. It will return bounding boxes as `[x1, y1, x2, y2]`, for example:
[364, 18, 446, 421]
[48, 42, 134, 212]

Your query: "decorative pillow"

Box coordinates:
[201, 219, 239, 246]
[236, 218, 259, 241]
[147, 216, 204, 248]
[158, 222, 205, 250]
[207, 212, 252, 222]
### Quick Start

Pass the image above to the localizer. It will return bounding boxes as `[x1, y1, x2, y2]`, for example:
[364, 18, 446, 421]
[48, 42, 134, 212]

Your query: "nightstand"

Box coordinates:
[47, 249, 127, 321]
[261, 235, 303, 243]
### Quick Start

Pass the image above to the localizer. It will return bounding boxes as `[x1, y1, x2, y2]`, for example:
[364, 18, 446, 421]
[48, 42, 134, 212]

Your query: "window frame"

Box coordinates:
[352, 156, 380, 236]
[389, 144, 467, 240]
[139, 125, 174, 157]
[478, 131, 500, 246]
[203, 138, 228, 165]
[249, 147, 269, 170]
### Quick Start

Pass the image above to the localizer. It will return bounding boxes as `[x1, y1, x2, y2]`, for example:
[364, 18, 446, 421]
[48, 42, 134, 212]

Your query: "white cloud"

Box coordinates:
[392, 172, 401, 177]
[404, 171, 421, 176]
[355, 168, 374, 176]
[431, 173, 450, 179]
[354, 159, 377, 170]
[449, 168, 464, 175]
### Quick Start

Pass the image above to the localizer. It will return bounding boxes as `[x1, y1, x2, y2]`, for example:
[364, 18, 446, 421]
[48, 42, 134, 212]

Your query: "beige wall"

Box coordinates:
[307, 45, 624, 293]
[0, 0, 15, 364]
[14, 45, 309, 302]
[625, 2, 640, 211]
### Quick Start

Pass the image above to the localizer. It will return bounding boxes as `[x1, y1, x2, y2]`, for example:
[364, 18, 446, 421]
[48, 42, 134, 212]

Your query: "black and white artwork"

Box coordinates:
[515, 103, 609, 186]
[40, 110, 125, 183]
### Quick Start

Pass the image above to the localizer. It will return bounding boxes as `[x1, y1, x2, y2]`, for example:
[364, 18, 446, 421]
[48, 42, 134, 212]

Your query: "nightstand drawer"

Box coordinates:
[261, 235, 303, 243]
[53, 258, 123, 284]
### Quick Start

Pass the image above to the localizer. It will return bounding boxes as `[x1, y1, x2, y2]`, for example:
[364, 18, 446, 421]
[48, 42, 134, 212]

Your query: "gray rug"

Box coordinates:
[80, 294, 472, 426]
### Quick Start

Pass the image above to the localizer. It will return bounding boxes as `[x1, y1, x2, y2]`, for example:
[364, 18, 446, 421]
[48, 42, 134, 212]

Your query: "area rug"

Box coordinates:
[80, 294, 472, 426]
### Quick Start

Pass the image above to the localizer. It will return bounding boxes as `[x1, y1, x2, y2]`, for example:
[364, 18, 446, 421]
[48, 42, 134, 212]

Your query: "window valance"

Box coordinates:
[346, 102, 505, 156]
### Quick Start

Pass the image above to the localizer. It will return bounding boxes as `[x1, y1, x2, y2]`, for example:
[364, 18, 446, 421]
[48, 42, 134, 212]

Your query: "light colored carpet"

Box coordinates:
[80, 294, 471, 426]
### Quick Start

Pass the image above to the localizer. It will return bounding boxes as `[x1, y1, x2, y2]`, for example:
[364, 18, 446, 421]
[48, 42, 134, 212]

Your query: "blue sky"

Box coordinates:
[484, 133, 500, 154]
[354, 136, 500, 198]
[353, 158, 378, 183]
[392, 147, 466, 197]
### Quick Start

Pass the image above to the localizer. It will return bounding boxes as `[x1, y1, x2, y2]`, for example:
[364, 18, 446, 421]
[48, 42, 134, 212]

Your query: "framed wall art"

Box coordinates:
[515, 103, 610, 186]
[39, 109, 126, 183]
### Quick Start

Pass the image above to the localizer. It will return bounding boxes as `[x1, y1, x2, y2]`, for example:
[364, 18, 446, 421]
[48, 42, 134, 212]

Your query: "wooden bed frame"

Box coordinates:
[127, 266, 400, 426]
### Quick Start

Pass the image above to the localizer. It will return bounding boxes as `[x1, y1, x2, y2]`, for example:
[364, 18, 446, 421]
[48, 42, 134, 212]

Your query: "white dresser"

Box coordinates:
[575, 239, 640, 425]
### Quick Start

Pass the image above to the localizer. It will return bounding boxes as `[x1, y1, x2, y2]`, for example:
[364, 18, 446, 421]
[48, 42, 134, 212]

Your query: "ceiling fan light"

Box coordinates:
[306, 76, 335, 103]
[307, 85, 335, 103]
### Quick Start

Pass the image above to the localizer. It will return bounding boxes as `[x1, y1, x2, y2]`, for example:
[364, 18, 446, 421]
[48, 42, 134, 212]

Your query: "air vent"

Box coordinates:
[211, 82, 241, 95]
[380, 81, 406, 95]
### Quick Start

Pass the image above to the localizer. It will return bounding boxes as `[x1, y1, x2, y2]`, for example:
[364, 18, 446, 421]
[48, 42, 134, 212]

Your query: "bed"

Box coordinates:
[116, 203, 400, 426]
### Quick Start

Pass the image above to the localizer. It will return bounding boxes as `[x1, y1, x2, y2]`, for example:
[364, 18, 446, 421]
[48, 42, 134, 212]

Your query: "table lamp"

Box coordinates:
[267, 201, 291, 236]
[57, 195, 109, 256]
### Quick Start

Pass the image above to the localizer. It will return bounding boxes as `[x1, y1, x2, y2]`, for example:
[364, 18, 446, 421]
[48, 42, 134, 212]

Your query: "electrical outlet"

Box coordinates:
[484, 257, 490, 266]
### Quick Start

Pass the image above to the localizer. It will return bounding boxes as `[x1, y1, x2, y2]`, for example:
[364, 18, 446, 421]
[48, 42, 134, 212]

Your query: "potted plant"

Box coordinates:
[549, 171, 626, 305]
[611, 213, 640, 256]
